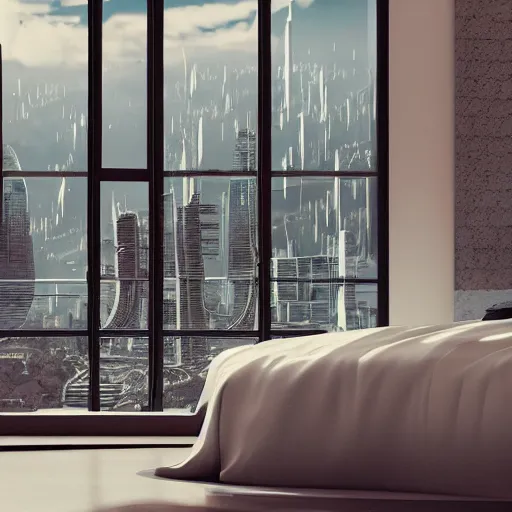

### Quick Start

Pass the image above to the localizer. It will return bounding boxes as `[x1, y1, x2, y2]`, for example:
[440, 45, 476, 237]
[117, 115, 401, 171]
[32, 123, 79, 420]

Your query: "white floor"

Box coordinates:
[2, 446, 357, 512]
[1, 444, 508, 512]
[1, 446, 196, 511]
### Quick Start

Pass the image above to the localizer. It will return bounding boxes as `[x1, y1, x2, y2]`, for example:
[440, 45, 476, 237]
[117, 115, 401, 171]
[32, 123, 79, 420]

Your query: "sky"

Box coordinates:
[0, 0, 319, 69]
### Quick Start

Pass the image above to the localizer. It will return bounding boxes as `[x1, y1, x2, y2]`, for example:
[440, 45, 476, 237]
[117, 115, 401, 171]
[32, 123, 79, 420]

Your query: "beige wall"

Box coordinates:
[388, 0, 455, 325]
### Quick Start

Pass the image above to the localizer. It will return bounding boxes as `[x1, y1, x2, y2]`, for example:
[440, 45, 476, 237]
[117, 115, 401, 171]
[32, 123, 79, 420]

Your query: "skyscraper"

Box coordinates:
[164, 185, 220, 367]
[0, 145, 35, 329]
[175, 193, 208, 331]
[103, 211, 145, 329]
[232, 128, 256, 172]
[163, 190, 177, 330]
[284, 0, 293, 124]
[227, 129, 258, 330]
[175, 193, 209, 367]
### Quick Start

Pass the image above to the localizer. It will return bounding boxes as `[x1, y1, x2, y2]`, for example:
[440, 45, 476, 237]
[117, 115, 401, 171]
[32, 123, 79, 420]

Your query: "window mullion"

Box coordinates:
[376, 0, 390, 327]
[87, 0, 103, 411]
[147, 0, 165, 411]
[257, 0, 273, 343]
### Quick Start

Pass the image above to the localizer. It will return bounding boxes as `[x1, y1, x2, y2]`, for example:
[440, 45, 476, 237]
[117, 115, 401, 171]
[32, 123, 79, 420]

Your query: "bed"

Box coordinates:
[154, 320, 512, 504]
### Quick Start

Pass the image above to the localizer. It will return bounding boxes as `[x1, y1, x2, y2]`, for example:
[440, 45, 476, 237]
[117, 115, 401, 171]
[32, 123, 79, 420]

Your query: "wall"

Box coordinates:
[388, 0, 455, 325]
[454, 0, 512, 320]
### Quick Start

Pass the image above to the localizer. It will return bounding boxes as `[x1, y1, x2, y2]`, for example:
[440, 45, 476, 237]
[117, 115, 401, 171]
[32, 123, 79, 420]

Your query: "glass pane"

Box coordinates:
[0, 176, 87, 330]
[271, 0, 377, 171]
[100, 182, 148, 329]
[163, 336, 256, 412]
[0, 337, 88, 412]
[1, 2, 88, 172]
[21, 283, 88, 330]
[163, 177, 258, 330]
[99, 337, 148, 411]
[163, 1, 258, 171]
[271, 282, 377, 332]
[102, 0, 147, 168]
[272, 177, 377, 278]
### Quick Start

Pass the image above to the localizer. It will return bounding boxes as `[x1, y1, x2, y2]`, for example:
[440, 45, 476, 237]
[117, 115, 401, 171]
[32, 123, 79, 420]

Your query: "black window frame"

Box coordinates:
[0, 0, 389, 436]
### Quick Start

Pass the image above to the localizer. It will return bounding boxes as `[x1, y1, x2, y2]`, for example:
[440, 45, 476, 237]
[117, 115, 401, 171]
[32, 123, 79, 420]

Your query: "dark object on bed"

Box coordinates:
[482, 301, 512, 321]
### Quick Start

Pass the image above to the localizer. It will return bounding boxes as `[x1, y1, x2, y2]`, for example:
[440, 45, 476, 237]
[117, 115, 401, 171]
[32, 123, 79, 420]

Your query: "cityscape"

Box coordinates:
[0, 0, 378, 412]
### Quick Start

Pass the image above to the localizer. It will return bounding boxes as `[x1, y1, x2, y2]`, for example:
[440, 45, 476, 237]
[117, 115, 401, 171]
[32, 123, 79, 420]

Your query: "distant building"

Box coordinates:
[227, 129, 258, 330]
[101, 238, 116, 277]
[164, 182, 226, 366]
[0, 145, 35, 329]
[271, 255, 337, 328]
[163, 191, 177, 281]
[232, 128, 256, 172]
[166, 189, 209, 367]
[163, 190, 177, 330]
[175, 193, 208, 331]
[227, 178, 258, 330]
[103, 211, 145, 329]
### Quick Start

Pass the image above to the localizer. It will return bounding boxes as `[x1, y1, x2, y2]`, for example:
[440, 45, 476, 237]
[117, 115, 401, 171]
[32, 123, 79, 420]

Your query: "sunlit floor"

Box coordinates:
[1, 444, 510, 512]
[1, 446, 193, 512]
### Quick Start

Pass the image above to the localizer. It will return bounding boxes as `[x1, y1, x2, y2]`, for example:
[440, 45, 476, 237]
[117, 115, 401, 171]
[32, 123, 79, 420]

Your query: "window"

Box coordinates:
[0, 0, 388, 434]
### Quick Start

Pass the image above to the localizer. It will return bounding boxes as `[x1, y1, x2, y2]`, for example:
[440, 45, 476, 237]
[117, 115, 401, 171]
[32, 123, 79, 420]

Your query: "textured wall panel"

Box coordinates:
[455, 0, 512, 319]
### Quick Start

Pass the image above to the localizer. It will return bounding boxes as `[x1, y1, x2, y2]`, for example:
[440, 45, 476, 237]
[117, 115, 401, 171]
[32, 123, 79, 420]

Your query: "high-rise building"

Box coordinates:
[227, 178, 258, 330]
[101, 238, 116, 277]
[227, 129, 258, 330]
[284, 0, 293, 124]
[338, 230, 359, 331]
[103, 211, 145, 329]
[176, 194, 209, 367]
[163, 190, 177, 330]
[117, 212, 140, 280]
[164, 186, 220, 366]
[271, 255, 336, 329]
[163, 191, 177, 280]
[232, 128, 256, 172]
[175, 193, 208, 333]
[0, 145, 35, 329]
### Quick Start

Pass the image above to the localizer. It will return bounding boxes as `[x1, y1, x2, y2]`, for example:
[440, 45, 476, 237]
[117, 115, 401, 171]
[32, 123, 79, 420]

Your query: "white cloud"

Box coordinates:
[295, 0, 315, 7]
[17, 0, 52, 6]
[164, 1, 256, 36]
[0, 0, 314, 68]
[60, 0, 110, 5]
[161, 1, 258, 58]
[0, 0, 87, 67]
[272, 0, 315, 12]
[59, 0, 89, 6]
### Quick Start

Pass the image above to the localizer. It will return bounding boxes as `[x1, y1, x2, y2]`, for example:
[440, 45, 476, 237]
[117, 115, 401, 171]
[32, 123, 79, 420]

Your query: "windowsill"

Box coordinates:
[0, 435, 196, 449]
[0, 408, 193, 416]
[0, 407, 206, 437]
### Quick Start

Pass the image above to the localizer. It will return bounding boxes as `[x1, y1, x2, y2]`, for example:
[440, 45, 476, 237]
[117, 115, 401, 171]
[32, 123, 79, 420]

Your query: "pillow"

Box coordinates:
[482, 301, 512, 321]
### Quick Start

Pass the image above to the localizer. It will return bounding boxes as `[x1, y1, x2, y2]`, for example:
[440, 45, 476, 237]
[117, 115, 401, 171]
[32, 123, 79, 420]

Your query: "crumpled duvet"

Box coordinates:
[156, 321, 512, 499]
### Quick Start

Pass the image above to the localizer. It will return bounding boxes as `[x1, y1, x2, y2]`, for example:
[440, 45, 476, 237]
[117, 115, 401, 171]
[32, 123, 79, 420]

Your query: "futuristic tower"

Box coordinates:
[0, 145, 35, 329]
[103, 210, 145, 329]
[227, 129, 258, 330]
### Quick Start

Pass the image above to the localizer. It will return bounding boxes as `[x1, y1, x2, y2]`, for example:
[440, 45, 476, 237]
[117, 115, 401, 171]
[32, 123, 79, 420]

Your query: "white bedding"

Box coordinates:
[156, 321, 512, 499]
